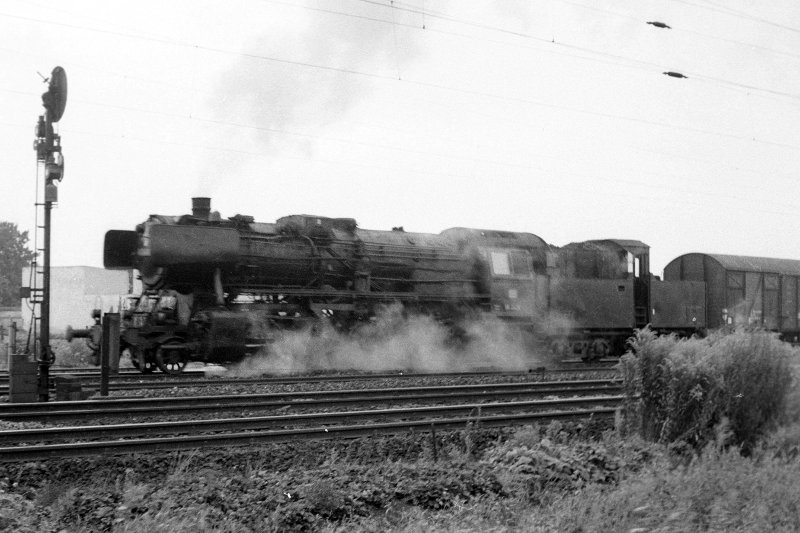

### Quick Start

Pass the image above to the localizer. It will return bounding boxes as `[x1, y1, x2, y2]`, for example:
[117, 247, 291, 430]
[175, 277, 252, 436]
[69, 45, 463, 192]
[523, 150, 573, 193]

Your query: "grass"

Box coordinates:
[1, 421, 798, 532]
[324, 429, 800, 533]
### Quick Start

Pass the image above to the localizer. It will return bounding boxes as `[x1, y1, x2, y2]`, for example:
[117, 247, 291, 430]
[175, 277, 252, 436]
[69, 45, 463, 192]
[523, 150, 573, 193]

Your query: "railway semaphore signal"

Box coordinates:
[32, 66, 67, 402]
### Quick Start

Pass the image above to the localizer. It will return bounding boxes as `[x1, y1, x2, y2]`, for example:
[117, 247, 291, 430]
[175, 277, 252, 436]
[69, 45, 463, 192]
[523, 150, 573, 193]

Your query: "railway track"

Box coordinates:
[0, 399, 620, 461]
[0, 379, 621, 421]
[0, 367, 206, 378]
[0, 367, 205, 385]
[0, 366, 618, 395]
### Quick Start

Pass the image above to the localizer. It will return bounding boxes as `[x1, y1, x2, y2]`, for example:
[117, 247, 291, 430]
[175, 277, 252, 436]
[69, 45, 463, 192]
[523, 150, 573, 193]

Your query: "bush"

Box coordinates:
[620, 328, 796, 451]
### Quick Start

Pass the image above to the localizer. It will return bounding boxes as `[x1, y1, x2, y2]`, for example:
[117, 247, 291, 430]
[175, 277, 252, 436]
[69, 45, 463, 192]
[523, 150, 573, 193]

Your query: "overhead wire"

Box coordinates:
[671, 0, 800, 35]
[553, 0, 800, 63]
[358, 0, 800, 103]
[5, 107, 800, 218]
[10, 0, 800, 110]
[3, 3, 800, 210]
[9, 0, 800, 117]
[4, 68, 800, 182]
[3, 3, 799, 132]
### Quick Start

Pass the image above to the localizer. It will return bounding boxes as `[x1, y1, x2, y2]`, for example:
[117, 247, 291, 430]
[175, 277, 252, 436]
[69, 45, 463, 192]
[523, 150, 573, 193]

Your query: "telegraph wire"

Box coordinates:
[555, 0, 800, 62]
[6, 79, 798, 194]
[5, 56, 800, 161]
[373, 0, 800, 63]
[0, 46, 199, 93]
[4, 72, 800, 192]
[7, 1, 800, 106]
[256, 1, 800, 110]
[6, 8, 800, 153]
[4, 5, 799, 112]
[60, 128, 800, 218]
[5, 112, 800, 218]
[257, 0, 669, 77]
[3, 7, 800, 183]
[0, 11, 398, 82]
[671, 0, 800, 35]
[691, 73, 800, 102]
[347, 0, 800, 103]
[353, 0, 533, 39]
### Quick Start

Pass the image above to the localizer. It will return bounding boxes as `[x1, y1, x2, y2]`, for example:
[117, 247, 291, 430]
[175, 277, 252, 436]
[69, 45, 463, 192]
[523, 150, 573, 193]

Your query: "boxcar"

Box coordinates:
[664, 253, 800, 342]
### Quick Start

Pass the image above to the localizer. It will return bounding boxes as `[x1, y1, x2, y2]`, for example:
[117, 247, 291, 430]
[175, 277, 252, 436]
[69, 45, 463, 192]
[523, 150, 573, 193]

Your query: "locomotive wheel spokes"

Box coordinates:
[155, 344, 187, 375]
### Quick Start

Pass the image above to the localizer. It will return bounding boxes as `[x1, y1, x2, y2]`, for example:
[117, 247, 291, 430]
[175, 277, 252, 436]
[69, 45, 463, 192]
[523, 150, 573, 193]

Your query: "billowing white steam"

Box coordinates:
[228, 303, 553, 376]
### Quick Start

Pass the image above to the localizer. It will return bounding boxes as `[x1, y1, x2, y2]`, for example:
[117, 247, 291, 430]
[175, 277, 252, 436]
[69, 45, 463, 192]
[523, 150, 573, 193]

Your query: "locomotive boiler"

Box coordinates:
[101, 198, 552, 373]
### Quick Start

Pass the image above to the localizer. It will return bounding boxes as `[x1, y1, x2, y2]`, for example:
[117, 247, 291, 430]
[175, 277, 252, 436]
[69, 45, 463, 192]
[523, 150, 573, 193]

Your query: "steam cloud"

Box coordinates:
[227, 303, 559, 377]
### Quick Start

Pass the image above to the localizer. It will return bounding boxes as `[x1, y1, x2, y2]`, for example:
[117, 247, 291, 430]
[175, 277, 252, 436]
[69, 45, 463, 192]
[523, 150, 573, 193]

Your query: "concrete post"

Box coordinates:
[100, 313, 120, 396]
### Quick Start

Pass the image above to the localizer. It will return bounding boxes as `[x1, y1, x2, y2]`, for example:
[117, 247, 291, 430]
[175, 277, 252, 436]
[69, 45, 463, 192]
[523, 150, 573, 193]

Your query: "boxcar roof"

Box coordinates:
[679, 253, 800, 276]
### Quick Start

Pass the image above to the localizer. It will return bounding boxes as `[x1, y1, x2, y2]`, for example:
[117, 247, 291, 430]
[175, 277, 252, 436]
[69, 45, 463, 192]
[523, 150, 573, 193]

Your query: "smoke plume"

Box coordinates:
[198, 9, 422, 193]
[228, 303, 556, 377]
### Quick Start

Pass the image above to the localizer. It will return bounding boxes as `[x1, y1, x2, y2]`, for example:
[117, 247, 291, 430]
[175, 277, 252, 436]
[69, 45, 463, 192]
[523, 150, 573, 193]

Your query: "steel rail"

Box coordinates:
[0, 380, 621, 420]
[1, 375, 617, 396]
[0, 395, 622, 445]
[82, 371, 619, 392]
[0, 366, 616, 385]
[0, 368, 206, 378]
[0, 386, 620, 421]
[0, 405, 618, 461]
[0, 390, 620, 422]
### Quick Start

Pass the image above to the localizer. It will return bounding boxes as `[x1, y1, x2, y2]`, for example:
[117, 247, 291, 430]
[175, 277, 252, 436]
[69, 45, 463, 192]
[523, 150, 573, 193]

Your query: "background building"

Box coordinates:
[20, 266, 138, 334]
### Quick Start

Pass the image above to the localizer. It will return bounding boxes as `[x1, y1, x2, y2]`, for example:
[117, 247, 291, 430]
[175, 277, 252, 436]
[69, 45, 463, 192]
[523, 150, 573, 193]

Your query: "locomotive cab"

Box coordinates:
[550, 239, 652, 359]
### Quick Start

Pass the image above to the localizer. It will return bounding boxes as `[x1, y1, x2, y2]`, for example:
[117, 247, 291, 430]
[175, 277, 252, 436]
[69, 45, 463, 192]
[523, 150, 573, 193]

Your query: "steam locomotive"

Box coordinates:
[72, 198, 800, 374]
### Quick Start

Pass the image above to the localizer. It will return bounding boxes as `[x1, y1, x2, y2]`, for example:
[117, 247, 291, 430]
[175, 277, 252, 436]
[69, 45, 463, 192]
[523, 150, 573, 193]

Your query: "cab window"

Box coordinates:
[491, 252, 511, 275]
[489, 250, 531, 277]
[513, 254, 531, 276]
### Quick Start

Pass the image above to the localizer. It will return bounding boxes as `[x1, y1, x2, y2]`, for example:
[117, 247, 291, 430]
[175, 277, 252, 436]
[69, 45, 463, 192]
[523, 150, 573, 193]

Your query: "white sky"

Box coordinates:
[2, 0, 799, 275]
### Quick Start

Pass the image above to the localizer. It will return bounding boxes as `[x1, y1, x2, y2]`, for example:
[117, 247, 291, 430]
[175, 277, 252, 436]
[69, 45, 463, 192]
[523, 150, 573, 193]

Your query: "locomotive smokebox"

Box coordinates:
[192, 197, 211, 221]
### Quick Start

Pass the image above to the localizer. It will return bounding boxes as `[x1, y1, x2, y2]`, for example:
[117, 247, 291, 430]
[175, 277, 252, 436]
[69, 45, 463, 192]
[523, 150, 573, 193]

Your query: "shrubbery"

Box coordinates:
[619, 327, 797, 451]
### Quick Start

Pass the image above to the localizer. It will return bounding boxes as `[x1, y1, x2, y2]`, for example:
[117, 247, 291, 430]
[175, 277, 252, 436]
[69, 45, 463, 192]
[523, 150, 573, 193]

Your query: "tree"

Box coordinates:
[0, 222, 36, 307]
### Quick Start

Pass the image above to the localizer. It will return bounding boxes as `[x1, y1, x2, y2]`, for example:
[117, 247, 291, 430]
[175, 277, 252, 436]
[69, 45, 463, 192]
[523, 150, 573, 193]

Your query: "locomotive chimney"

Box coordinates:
[192, 197, 211, 220]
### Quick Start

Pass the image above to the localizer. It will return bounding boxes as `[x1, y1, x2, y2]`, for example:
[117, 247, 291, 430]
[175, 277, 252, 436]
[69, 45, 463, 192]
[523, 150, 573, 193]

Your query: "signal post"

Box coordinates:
[32, 67, 67, 401]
